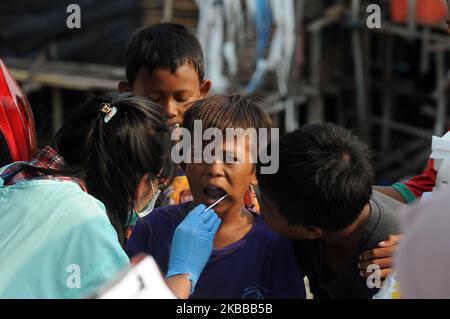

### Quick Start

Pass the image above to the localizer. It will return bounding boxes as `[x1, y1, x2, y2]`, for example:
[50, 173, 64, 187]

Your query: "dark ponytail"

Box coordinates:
[54, 92, 176, 244]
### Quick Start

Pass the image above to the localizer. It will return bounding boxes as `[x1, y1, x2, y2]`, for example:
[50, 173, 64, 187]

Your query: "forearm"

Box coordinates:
[373, 186, 406, 204]
[165, 274, 191, 299]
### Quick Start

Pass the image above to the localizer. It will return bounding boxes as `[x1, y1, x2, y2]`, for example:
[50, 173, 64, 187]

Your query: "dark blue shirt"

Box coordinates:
[125, 203, 306, 299]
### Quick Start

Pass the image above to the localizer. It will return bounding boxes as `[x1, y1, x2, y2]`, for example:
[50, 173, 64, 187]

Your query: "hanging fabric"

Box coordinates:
[247, 0, 296, 96]
[196, 0, 228, 93]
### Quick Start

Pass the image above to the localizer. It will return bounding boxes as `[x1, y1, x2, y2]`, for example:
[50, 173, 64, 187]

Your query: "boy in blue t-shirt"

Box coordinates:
[126, 95, 306, 299]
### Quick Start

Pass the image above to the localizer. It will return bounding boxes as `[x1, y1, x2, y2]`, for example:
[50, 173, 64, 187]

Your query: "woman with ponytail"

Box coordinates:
[0, 93, 221, 299]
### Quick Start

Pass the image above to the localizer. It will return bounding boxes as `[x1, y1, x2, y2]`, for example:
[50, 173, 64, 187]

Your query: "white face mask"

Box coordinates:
[136, 182, 161, 218]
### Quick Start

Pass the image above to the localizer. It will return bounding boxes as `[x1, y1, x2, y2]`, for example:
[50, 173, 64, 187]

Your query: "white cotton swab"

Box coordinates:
[204, 194, 228, 212]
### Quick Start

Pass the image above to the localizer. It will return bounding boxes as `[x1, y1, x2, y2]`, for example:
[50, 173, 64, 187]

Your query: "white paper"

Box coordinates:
[431, 133, 450, 160]
[95, 255, 176, 299]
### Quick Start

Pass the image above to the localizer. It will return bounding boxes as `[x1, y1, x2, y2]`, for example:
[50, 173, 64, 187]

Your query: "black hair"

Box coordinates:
[257, 123, 374, 231]
[53, 92, 177, 244]
[183, 94, 272, 161]
[125, 23, 205, 85]
[183, 94, 271, 132]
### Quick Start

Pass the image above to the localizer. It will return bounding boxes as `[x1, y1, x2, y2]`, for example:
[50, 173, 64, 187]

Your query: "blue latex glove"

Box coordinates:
[166, 204, 221, 294]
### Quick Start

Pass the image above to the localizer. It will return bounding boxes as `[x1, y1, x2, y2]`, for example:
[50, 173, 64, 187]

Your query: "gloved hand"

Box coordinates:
[166, 204, 221, 294]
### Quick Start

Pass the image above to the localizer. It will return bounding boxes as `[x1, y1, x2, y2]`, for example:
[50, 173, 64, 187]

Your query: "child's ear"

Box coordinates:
[118, 81, 131, 93]
[199, 80, 212, 98]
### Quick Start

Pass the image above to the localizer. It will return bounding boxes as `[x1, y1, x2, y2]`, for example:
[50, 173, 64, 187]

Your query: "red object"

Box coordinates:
[391, 0, 448, 25]
[402, 128, 450, 199]
[403, 158, 438, 198]
[0, 59, 37, 167]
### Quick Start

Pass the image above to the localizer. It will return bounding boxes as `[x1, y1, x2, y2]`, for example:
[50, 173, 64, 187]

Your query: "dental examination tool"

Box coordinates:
[204, 194, 228, 212]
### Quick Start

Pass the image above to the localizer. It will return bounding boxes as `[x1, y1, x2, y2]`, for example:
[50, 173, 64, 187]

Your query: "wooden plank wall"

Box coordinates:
[140, 0, 199, 29]
[138, 0, 259, 91]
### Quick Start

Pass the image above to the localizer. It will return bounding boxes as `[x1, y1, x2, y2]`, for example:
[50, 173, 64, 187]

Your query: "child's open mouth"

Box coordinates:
[203, 186, 228, 203]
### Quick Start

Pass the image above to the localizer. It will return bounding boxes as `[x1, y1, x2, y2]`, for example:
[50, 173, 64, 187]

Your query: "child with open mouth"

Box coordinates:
[125, 95, 306, 299]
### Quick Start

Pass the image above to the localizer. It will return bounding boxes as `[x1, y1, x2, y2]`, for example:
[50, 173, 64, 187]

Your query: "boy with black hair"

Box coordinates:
[119, 23, 211, 128]
[256, 123, 403, 299]
[126, 95, 306, 299]
[119, 23, 260, 214]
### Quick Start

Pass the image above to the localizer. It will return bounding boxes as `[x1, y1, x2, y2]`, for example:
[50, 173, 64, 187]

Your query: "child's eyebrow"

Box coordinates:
[173, 90, 194, 95]
[144, 89, 194, 95]
[144, 89, 161, 94]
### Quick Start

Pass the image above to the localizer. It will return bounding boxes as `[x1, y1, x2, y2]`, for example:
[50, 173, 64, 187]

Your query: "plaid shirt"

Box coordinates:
[0, 146, 87, 192]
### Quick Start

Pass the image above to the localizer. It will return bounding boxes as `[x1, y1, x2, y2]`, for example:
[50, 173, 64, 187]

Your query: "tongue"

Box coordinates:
[204, 187, 227, 200]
